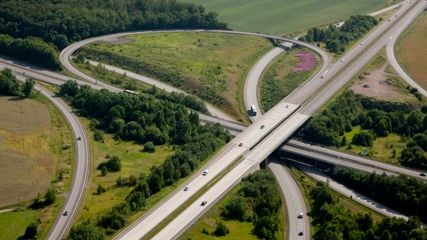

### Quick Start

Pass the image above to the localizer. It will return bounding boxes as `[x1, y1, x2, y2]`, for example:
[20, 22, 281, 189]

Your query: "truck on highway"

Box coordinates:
[250, 105, 257, 116]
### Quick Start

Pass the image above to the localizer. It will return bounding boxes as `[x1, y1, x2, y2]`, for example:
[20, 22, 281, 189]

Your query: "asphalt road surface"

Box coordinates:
[386, 11, 427, 97]
[10, 78, 90, 240]
[269, 161, 310, 240]
[295, 163, 407, 219]
[152, 1, 426, 239]
[243, 45, 286, 122]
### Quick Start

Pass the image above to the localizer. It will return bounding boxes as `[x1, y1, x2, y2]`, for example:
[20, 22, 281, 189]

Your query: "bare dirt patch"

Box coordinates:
[351, 64, 415, 102]
[0, 96, 53, 208]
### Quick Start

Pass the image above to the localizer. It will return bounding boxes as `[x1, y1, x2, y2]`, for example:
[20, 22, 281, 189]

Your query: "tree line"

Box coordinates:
[221, 170, 282, 240]
[0, 69, 35, 98]
[303, 15, 378, 53]
[332, 168, 427, 222]
[60, 80, 230, 239]
[0, 34, 61, 69]
[0, 0, 227, 50]
[310, 182, 427, 240]
[298, 91, 427, 170]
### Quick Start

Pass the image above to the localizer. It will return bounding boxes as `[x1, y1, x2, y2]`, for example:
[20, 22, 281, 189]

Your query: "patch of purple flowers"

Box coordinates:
[293, 51, 317, 72]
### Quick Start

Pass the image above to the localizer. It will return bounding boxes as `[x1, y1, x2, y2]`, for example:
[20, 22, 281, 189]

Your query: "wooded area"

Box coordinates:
[310, 183, 427, 240]
[59, 80, 230, 239]
[303, 15, 378, 53]
[0, 0, 227, 49]
[332, 169, 427, 222]
[299, 91, 427, 170]
[0, 0, 226, 69]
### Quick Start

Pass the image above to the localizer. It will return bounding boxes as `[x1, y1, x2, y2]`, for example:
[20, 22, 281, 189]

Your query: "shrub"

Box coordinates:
[213, 222, 229, 236]
[143, 142, 155, 153]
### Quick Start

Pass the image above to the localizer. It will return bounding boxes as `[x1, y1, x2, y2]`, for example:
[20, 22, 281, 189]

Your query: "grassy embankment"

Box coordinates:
[77, 32, 273, 123]
[396, 11, 427, 90]
[0, 92, 74, 239]
[260, 48, 320, 111]
[180, 169, 286, 240]
[74, 61, 150, 92]
[186, 0, 392, 35]
[288, 166, 385, 237]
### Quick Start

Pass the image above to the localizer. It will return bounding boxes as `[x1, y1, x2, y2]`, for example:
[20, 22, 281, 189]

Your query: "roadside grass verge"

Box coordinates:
[74, 62, 149, 92]
[78, 32, 273, 122]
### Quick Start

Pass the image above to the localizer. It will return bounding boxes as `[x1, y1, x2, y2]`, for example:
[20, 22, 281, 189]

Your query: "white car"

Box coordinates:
[203, 169, 209, 176]
[297, 212, 304, 219]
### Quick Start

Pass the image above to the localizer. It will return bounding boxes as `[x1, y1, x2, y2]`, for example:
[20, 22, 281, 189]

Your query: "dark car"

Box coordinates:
[201, 201, 208, 206]
[77, 137, 81, 141]
[63, 211, 68, 216]
[298, 232, 303, 236]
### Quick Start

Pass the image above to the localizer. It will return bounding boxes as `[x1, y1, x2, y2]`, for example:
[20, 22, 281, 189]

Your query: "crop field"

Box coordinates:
[79, 32, 273, 122]
[186, 0, 390, 35]
[397, 11, 427, 90]
[0, 96, 53, 207]
[0, 93, 73, 239]
[261, 49, 320, 111]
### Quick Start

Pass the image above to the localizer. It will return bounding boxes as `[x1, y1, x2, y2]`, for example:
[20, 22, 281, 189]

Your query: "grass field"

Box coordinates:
[397, 11, 427, 90]
[0, 92, 74, 239]
[260, 48, 320, 111]
[79, 32, 273, 122]
[180, 171, 285, 240]
[338, 126, 406, 165]
[186, 0, 391, 35]
[76, 118, 174, 223]
[0, 209, 39, 240]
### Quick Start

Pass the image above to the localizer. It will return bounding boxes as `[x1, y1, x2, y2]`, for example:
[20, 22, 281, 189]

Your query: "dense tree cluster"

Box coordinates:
[221, 170, 282, 240]
[0, 0, 227, 50]
[303, 15, 378, 53]
[0, 34, 61, 69]
[332, 169, 427, 222]
[310, 183, 427, 240]
[0, 69, 35, 98]
[69, 222, 105, 240]
[299, 91, 427, 170]
[62, 80, 230, 238]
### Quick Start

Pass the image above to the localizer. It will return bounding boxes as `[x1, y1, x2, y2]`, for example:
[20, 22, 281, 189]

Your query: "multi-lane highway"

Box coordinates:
[58, 29, 329, 240]
[0, 1, 422, 239]
[152, 1, 426, 239]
